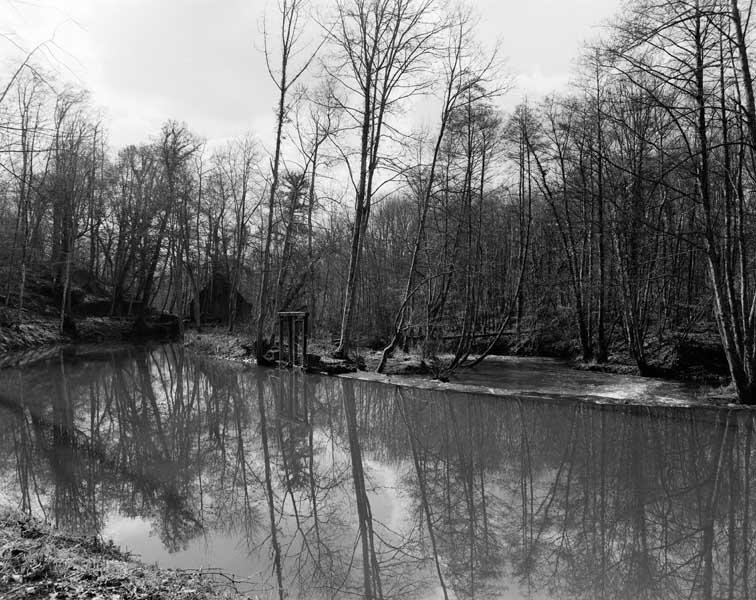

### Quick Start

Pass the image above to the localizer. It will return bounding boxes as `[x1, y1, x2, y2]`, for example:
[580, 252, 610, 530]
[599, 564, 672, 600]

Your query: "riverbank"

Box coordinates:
[0, 266, 180, 355]
[182, 328, 736, 406]
[0, 307, 179, 357]
[182, 327, 731, 380]
[182, 328, 433, 374]
[0, 511, 242, 600]
[0, 318, 735, 402]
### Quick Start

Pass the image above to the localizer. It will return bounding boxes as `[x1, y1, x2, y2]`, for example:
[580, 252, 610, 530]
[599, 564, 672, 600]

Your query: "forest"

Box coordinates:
[2, 0, 756, 402]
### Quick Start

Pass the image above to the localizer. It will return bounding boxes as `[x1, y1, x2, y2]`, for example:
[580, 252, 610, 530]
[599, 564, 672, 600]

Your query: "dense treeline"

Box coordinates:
[2, 0, 756, 401]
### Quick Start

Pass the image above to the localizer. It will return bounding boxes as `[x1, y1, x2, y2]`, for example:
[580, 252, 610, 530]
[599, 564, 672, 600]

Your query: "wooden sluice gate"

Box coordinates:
[277, 311, 309, 369]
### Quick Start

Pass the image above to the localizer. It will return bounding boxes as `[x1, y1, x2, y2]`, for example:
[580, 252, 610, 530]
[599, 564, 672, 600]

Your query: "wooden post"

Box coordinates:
[276, 311, 309, 369]
[302, 313, 308, 368]
[278, 317, 284, 367]
[287, 315, 294, 367]
[293, 317, 300, 367]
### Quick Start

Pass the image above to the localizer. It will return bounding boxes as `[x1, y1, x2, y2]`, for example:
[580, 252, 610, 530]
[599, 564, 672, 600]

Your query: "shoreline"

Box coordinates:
[337, 368, 743, 412]
[0, 310, 180, 357]
[181, 330, 739, 409]
[0, 326, 738, 407]
[0, 510, 243, 600]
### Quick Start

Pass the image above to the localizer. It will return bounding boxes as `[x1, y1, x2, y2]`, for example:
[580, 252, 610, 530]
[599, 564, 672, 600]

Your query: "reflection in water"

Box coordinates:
[0, 344, 752, 599]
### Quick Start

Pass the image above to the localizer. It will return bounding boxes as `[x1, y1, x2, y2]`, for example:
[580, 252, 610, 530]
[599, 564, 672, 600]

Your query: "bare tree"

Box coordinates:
[377, 11, 500, 371]
[5, 73, 51, 319]
[136, 121, 200, 330]
[256, 0, 320, 363]
[212, 136, 261, 331]
[604, 0, 756, 401]
[326, 0, 446, 357]
[49, 91, 102, 333]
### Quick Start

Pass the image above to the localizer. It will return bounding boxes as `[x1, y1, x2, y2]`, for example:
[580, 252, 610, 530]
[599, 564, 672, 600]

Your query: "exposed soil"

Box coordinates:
[182, 327, 732, 400]
[0, 309, 180, 356]
[0, 264, 735, 403]
[0, 510, 243, 600]
[0, 310, 733, 406]
[571, 332, 731, 387]
[1, 261, 730, 389]
[182, 328, 256, 362]
[0, 265, 180, 355]
[182, 328, 436, 376]
[0, 311, 67, 353]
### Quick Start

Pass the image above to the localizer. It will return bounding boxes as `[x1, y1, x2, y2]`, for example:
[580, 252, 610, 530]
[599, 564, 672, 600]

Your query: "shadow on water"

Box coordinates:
[0, 343, 754, 599]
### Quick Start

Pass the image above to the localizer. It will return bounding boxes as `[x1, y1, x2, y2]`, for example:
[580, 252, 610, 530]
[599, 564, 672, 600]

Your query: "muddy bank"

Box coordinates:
[0, 308, 180, 356]
[1, 326, 729, 405]
[0, 511, 242, 600]
[182, 329, 256, 362]
[487, 320, 730, 387]
[184, 329, 733, 404]
[570, 332, 731, 387]
[573, 358, 730, 387]
[0, 314, 67, 353]
[183, 328, 434, 376]
[0, 265, 181, 355]
[186, 327, 729, 380]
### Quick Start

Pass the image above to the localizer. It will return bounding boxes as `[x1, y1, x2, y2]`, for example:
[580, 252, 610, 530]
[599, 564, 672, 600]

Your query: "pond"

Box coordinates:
[0, 344, 751, 599]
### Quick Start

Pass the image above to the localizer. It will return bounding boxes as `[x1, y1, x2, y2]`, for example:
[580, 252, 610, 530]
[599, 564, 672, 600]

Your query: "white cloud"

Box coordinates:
[1, 0, 622, 149]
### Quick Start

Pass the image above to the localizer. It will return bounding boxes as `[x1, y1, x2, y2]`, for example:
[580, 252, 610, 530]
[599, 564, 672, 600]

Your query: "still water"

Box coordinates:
[0, 344, 751, 599]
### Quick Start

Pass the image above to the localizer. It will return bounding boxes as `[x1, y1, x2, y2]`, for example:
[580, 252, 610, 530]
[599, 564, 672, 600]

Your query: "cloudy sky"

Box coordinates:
[2, 0, 621, 149]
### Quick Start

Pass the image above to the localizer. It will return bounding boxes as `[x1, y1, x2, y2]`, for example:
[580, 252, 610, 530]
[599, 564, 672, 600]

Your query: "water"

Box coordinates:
[0, 343, 751, 599]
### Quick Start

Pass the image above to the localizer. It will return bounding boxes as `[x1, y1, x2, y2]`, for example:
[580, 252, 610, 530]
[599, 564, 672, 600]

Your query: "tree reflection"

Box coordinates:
[341, 378, 383, 599]
[396, 388, 449, 599]
[3, 347, 756, 599]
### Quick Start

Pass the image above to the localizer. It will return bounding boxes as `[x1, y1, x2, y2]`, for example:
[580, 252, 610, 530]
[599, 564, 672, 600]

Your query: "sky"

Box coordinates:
[1, 0, 622, 150]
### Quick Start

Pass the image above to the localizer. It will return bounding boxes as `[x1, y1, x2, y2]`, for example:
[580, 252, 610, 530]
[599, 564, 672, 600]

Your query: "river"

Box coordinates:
[0, 343, 750, 599]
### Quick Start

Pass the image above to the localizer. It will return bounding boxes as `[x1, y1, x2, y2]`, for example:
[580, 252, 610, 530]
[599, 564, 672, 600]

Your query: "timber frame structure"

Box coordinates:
[278, 311, 309, 368]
